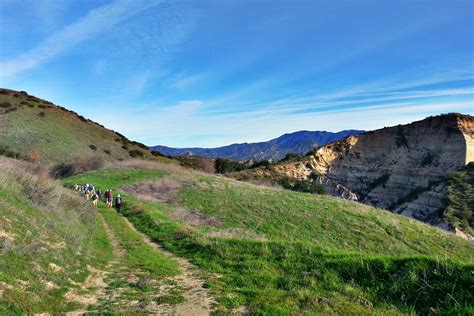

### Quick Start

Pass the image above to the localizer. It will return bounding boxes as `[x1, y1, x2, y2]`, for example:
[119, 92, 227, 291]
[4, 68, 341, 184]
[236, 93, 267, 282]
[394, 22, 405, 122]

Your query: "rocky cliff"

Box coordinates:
[274, 113, 474, 234]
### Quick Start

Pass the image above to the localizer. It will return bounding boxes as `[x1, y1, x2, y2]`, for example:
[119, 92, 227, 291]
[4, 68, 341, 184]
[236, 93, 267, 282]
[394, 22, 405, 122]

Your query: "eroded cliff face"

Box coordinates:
[274, 114, 474, 232]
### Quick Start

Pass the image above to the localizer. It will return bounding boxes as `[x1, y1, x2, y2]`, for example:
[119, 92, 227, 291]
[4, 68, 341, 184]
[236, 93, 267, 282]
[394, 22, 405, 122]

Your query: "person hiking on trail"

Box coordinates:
[115, 194, 123, 212]
[85, 188, 91, 200]
[91, 192, 99, 207]
[107, 190, 113, 208]
[97, 189, 103, 200]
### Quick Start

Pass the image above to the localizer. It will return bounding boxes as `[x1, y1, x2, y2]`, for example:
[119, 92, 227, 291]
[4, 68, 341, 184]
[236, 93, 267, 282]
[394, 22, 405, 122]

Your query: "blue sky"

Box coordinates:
[1, 0, 473, 147]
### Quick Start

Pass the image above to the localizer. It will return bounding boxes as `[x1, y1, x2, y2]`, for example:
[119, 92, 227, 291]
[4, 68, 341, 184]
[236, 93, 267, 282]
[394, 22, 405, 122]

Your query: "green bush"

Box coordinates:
[215, 158, 246, 173]
[129, 149, 144, 158]
[279, 176, 326, 195]
[279, 152, 303, 162]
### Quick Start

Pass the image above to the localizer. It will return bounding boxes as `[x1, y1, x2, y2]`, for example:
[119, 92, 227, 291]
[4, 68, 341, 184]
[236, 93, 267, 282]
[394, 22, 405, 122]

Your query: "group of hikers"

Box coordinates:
[73, 183, 123, 212]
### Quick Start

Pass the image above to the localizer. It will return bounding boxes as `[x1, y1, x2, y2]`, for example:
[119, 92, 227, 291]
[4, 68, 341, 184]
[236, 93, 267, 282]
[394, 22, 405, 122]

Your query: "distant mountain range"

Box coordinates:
[150, 130, 365, 161]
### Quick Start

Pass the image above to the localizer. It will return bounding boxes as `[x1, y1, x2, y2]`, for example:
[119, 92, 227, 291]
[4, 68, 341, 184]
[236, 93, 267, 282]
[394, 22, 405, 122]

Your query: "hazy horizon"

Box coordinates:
[1, 0, 473, 147]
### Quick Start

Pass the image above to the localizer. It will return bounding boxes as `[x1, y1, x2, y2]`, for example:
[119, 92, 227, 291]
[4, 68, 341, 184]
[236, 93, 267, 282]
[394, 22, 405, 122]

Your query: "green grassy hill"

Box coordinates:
[63, 166, 474, 315]
[1, 88, 472, 314]
[0, 157, 179, 314]
[0, 88, 157, 165]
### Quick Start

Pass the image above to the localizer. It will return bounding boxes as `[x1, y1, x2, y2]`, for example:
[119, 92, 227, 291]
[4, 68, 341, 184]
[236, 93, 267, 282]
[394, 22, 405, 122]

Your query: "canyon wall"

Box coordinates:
[274, 114, 474, 229]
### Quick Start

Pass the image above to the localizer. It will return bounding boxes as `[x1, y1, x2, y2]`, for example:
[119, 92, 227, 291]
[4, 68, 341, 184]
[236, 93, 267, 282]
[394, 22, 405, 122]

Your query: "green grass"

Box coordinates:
[179, 176, 472, 260]
[98, 205, 179, 277]
[0, 159, 112, 314]
[0, 89, 157, 164]
[63, 167, 474, 315]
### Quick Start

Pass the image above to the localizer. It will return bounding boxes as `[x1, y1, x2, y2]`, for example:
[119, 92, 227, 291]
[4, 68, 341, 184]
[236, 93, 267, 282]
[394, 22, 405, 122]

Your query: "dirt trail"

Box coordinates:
[65, 216, 116, 315]
[122, 217, 215, 316]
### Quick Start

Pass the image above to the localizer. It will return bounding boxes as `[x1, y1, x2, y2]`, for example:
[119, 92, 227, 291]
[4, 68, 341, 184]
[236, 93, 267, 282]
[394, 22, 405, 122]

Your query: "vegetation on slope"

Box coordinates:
[0, 158, 179, 314]
[444, 163, 474, 235]
[0, 88, 154, 165]
[0, 157, 108, 313]
[63, 167, 474, 315]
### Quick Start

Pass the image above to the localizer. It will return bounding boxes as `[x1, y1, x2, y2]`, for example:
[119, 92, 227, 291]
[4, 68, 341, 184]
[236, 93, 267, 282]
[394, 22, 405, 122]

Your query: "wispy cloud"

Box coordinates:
[0, 0, 163, 81]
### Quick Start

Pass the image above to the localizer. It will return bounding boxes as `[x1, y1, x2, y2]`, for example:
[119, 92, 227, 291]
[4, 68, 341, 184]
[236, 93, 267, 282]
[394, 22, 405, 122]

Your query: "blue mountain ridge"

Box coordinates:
[150, 129, 364, 161]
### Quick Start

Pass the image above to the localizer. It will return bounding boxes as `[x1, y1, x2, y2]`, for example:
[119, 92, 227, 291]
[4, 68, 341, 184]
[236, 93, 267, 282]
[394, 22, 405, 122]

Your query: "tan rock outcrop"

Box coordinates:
[274, 114, 474, 230]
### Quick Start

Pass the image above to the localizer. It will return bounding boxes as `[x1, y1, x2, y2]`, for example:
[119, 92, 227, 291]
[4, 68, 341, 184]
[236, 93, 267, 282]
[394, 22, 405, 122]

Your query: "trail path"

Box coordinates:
[66, 212, 214, 315]
[122, 216, 215, 315]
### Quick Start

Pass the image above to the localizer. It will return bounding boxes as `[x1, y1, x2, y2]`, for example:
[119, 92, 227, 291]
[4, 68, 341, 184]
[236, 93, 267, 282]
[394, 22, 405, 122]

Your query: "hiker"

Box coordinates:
[97, 189, 103, 200]
[107, 190, 113, 208]
[73, 184, 79, 191]
[115, 194, 123, 212]
[91, 192, 99, 207]
[85, 188, 91, 200]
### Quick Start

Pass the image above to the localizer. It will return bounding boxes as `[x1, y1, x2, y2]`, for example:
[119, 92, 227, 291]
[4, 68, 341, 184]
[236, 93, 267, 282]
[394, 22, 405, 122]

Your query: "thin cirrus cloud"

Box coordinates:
[1, 0, 473, 147]
[0, 0, 163, 81]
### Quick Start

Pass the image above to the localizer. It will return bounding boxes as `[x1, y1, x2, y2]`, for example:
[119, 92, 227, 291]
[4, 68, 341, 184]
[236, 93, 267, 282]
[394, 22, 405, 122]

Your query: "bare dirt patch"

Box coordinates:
[121, 177, 184, 204]
[172, 207, 220, 228]
[121, 177, 221, 228]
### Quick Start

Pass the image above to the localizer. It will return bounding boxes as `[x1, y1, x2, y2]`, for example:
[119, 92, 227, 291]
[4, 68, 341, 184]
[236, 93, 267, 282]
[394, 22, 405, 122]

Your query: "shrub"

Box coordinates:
[50, 156, 104, 178]
[0, 146, 22, 159]
[104, 149, 111, 155]
[130, 140, 149, 150]
[122, 145, 129, 150]
[420, 152, 438, 167]
[279, 152, 303, 162]
[5, 106, 18, 113]
[129, 149, 145, 158]
[367, 173, 390, 191]
[251, 159, 272, 169]
[0, 89, 9, 95]
[0, 102, 12, 108]
[77, 115, 87, 123]
[278, 176, 326, 194]
[37, 112, 46, 118]
[38, 104, 46, 109]
[215, 158, 246, 174]
[395, 126, 409, 148]
[89, 144, 97, 151]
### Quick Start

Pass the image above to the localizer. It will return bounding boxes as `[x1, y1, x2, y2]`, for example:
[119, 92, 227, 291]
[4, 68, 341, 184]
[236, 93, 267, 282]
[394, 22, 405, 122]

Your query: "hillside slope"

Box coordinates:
[0, 88, 155, 165]
[63, 166, 473, 314]
[264, 113, 474, 234]
[151, 129, 364, 161]
[0, 157, 199, 314]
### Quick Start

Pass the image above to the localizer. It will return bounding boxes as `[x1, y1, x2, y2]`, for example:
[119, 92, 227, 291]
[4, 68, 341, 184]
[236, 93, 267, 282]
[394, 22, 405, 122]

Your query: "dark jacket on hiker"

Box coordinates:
[115, 196, 123, 212]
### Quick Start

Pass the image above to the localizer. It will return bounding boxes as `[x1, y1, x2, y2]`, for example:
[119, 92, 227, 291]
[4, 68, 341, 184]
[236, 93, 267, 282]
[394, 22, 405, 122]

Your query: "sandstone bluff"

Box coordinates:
[274, 114, 474, 237]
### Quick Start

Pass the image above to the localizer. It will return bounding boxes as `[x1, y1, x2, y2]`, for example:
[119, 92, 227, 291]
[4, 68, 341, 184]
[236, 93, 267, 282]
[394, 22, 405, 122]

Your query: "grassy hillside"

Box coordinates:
[0, 157, 179, 314]
[64, 166, 474, 315]
[0, 88, 157, 165]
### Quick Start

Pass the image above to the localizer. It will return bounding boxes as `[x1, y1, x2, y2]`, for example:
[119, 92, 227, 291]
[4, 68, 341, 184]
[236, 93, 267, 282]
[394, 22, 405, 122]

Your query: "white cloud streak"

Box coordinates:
[0, 0, 163, 80]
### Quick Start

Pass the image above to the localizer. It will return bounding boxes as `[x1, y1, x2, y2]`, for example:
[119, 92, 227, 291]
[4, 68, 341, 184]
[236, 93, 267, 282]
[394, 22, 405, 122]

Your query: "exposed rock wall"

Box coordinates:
[274, 114, 474, 230]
